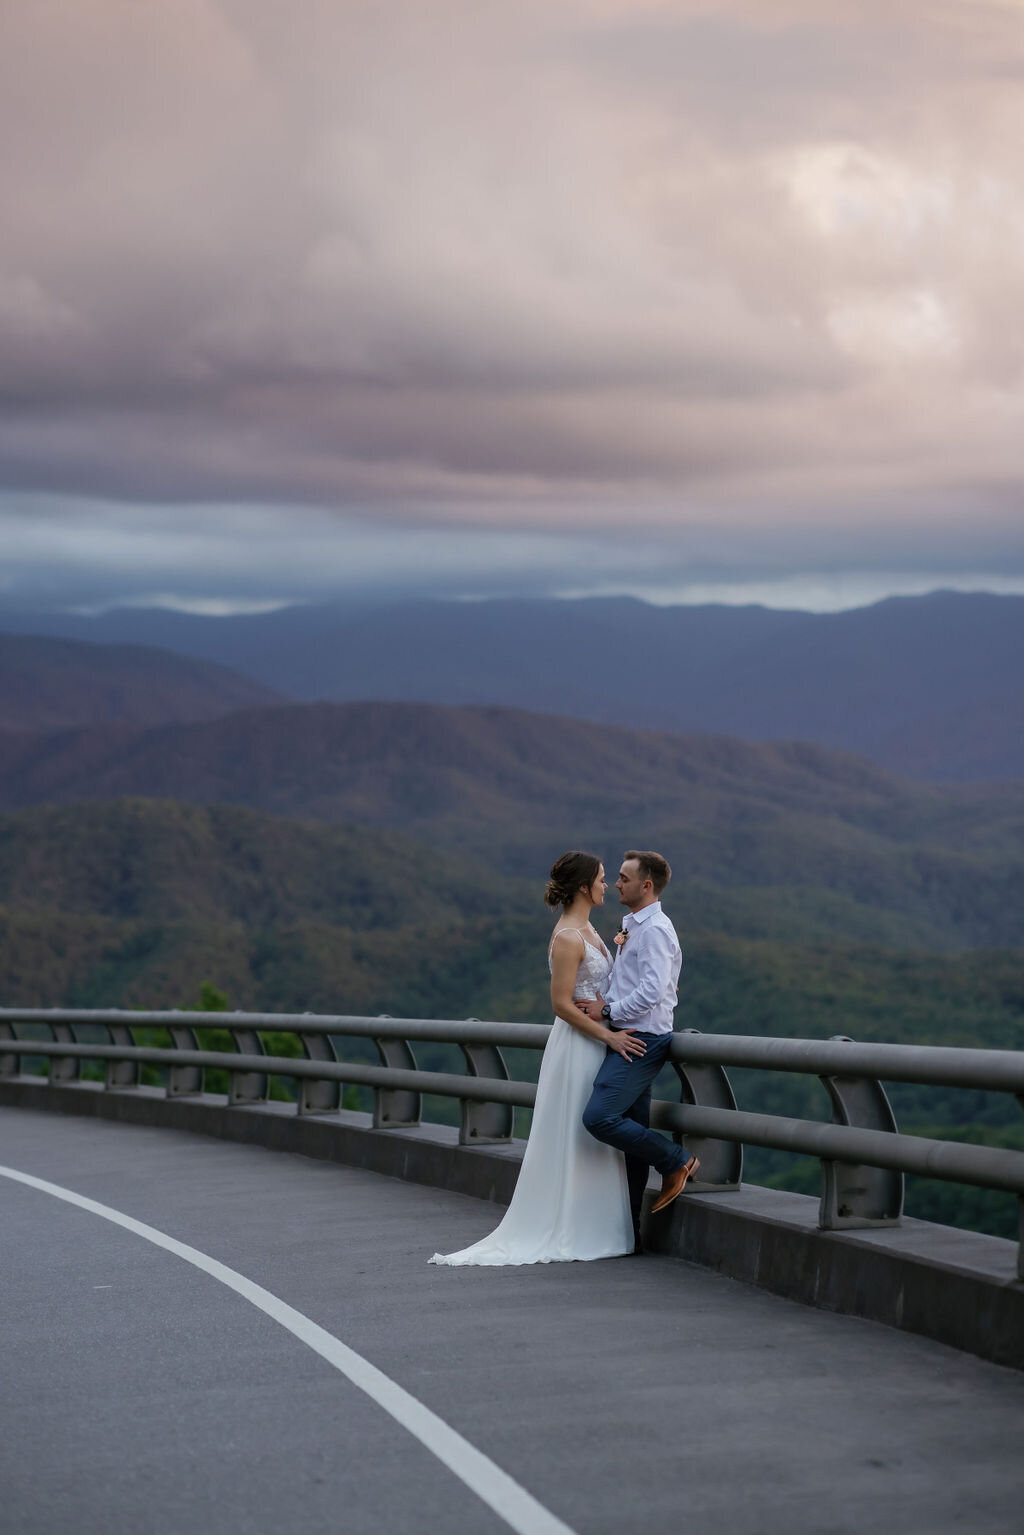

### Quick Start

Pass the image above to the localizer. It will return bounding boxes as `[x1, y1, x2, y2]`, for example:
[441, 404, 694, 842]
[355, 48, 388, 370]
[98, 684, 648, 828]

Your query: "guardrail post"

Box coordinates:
[225, 1031, 268, 1105]
[0, 1020, 17, 1078]
[167, 1022, 204, 1098]
[458, 1021, 514, 1144]
[373, 1018, 421, 1128]
[227, 1026, 269, 1106]
[49, 1022, 81, 1083]
[818, 1035, 903, 1228]
[299, 1028, 341, 1115]
[670, 1030, 743, 1189]
[105, 1022, 140, 1089]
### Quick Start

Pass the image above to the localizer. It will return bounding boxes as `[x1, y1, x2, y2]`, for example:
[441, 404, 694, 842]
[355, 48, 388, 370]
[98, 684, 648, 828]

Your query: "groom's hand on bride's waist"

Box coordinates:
[577, 998, 645, 1058]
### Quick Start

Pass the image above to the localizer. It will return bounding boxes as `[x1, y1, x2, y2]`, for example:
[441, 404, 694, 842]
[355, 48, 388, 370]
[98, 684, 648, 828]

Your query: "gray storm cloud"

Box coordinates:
[2, 0, 1023, 601]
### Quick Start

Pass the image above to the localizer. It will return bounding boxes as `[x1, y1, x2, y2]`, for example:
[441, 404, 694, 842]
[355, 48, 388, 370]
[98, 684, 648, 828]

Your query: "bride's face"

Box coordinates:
[588, 865, 607, 906]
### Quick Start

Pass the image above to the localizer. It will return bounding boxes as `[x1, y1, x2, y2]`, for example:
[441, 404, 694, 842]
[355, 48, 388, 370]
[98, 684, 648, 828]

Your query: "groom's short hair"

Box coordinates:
[624, 849, 671, 896]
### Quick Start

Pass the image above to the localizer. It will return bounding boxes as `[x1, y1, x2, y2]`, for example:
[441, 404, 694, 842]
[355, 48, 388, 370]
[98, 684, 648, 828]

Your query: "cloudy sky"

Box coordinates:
[3, 0, 1024, 613]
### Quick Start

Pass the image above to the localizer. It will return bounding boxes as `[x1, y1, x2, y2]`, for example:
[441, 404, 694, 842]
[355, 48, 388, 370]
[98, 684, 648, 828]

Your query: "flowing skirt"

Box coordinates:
[429, 1019, 633, 1265]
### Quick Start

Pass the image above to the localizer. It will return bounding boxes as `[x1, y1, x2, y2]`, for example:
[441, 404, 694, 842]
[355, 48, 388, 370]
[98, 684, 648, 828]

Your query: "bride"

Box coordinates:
[430, 851, 645, 1266]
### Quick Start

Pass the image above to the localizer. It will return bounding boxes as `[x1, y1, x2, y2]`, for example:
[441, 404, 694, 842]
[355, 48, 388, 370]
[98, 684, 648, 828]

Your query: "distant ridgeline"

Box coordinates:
[2, 588, 1023, 779]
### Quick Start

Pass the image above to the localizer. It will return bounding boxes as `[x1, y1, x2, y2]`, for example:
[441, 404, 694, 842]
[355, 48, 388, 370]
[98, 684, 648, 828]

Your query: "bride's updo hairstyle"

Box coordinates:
[544, 850, 601, 909]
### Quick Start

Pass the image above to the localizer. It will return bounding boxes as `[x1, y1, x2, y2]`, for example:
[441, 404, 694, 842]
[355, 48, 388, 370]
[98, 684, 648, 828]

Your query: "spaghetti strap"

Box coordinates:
[547, 926, 586, 960]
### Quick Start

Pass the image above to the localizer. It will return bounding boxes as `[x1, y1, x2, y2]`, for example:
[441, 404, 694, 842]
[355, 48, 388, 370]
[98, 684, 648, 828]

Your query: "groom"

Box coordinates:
[578, 850, 699, 1248]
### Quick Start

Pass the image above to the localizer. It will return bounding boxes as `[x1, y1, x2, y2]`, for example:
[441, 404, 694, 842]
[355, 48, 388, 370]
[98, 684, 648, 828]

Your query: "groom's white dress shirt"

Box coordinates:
[604, 901, 681, 1036]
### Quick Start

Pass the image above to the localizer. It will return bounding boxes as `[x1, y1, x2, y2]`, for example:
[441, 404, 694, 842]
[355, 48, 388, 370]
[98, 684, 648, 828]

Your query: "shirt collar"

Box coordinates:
[625, 901, 661, 927]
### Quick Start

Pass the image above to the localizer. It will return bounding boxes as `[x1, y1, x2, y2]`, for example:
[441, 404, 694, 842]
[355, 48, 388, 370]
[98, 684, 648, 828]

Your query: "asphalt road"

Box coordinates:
[3, 1106, 1023, 1535]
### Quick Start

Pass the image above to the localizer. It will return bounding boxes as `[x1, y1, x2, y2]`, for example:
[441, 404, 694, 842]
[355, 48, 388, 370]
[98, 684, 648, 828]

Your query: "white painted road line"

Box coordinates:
[0, 1163, 576, 1535]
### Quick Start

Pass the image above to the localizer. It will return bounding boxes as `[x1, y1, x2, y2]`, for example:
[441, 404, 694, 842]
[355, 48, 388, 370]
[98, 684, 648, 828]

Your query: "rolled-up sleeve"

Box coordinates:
[611, 925, 679, 1023]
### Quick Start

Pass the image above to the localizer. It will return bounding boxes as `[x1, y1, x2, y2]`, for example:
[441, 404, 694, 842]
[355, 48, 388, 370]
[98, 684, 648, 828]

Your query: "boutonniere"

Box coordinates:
[613, 925, 629, 948]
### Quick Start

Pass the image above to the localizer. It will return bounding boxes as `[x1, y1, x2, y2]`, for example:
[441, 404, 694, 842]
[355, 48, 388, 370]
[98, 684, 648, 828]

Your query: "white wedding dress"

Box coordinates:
[429, 931, 634, 1265]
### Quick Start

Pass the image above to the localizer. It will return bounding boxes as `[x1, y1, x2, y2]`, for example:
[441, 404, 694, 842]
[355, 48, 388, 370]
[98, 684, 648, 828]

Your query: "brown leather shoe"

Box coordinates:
[651, 1155, 700, 1214]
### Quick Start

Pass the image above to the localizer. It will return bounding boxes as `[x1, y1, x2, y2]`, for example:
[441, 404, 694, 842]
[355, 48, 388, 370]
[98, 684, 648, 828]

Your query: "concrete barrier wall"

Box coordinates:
[3, 1075, 1022, 1371]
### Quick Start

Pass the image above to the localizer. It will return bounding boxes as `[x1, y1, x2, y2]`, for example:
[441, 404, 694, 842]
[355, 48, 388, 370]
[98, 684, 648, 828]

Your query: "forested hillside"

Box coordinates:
[1, 703, 1022, 948]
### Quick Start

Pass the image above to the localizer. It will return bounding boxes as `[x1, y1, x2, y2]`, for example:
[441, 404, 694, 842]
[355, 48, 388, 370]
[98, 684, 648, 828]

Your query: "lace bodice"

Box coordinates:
[547, 929, 613, 1002]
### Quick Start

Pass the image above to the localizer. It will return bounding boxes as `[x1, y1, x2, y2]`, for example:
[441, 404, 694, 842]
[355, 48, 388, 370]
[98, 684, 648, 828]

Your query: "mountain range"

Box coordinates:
[1, 594, 1019, 1238]
[1, 700, 1021, 950]
[0, 632, 283, 731]
[2, 589, 1021, 780]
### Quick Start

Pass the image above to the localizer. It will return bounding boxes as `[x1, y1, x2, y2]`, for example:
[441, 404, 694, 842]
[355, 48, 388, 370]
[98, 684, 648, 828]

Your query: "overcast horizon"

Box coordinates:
[3, 569, 1023, 621]
[4, 2, 1024, 617]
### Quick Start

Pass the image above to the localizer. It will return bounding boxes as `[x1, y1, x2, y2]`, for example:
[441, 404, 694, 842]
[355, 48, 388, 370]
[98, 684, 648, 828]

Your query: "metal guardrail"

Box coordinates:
[2, 1007, 1023, 1276]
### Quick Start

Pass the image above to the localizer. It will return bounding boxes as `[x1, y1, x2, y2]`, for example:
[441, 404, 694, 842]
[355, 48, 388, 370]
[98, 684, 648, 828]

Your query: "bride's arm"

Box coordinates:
[549, 934, 645, 1060]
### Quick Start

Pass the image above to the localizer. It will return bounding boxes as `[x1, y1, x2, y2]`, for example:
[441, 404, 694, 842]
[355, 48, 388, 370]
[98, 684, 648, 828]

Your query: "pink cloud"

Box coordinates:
[0, 0, 1022, 567]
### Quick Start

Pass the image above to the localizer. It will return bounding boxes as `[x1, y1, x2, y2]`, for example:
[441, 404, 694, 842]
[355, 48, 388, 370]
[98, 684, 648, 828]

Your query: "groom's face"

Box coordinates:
[615, 859, 650, 909]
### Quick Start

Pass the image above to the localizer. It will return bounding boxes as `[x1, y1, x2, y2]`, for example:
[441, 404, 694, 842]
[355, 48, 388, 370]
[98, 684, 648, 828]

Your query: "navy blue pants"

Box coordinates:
[582, 1032, 690, 1231]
